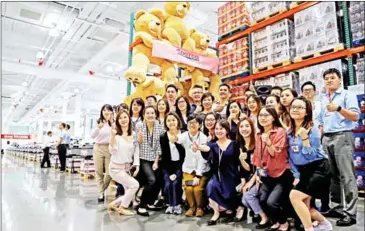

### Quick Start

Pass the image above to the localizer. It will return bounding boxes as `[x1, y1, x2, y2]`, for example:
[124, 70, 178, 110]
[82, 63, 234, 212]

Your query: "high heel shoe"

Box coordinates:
[255, 221, 272, 229]
[107, 203, 119, 211]
[232, 215, 247, 222]
[207, 218, 219, 226]
[118, 207, 135, 216]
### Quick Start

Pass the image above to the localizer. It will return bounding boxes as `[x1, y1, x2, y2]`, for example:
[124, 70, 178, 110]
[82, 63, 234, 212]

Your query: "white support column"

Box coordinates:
[74, 95, 82, 137]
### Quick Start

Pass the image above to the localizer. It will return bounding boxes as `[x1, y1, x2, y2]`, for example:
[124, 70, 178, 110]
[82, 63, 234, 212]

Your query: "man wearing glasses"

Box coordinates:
[318, 68, 360, 227]
[190, 85, 204, 114]
[301, 81, 321, 126]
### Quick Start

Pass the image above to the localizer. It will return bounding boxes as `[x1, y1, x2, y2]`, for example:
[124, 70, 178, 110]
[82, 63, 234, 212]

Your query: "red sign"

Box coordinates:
[1, 134, 32, 140]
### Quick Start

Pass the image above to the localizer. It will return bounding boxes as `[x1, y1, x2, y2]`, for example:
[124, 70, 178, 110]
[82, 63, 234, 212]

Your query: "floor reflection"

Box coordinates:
[2, 154, 364, 231]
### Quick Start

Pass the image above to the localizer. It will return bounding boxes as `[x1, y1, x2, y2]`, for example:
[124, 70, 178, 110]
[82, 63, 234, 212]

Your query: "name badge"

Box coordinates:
[292, 145, 299, 152]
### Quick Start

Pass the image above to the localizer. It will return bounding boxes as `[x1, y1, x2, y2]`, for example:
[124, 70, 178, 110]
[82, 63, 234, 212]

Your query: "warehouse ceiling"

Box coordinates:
[1, 1, 222, 126]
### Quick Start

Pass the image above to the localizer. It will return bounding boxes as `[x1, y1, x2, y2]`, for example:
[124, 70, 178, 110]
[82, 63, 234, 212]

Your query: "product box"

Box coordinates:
[356, 171, 365, 188]
[294, 2, 341, 57]
[354, 152, 365, 168]
[349, 2, 365, 44]
[250, 2, 288, 23]
[218, 2, 250, 36]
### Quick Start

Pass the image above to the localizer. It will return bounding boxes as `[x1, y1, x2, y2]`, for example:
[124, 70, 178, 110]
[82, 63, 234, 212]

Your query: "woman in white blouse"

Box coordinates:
[108, 109, 140, 215]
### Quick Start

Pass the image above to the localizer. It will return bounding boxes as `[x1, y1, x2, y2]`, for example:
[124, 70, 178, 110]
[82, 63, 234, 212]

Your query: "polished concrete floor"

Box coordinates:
[2, 154, 364, 231]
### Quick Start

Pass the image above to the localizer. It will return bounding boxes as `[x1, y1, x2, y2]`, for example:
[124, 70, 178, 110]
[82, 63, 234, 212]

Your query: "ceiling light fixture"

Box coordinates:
[74, 88, 80, 93]
[49, 28, 60, 37]
[22, 82, 28, 87]
[36, 51, 44, 59]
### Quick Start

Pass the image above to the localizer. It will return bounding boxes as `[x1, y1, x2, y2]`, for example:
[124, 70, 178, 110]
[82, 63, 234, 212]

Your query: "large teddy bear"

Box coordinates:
[123, 9, 172, 105]
[162, 2, 194, 48]
[180, 29, 221, 100]
[124, 8, 181, 105]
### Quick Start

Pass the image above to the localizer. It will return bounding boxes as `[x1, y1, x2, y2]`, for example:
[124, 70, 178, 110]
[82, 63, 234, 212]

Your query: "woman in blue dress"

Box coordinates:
[195, 119, 245, 226]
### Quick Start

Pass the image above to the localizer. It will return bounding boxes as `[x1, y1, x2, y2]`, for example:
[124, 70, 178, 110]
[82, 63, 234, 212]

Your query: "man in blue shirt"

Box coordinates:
[318, 68, 360, 227]
[57, 123, 68, 172]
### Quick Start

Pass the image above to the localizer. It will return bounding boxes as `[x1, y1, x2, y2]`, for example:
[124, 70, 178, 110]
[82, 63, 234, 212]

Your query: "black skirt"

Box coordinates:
[295, 159, 330, 198]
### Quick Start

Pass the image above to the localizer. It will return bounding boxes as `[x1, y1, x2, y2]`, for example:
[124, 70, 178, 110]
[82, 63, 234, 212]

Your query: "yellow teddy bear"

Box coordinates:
[163, 2, 193, 48]
[179, 29, 221, 99]
[123, 9, 171, 105]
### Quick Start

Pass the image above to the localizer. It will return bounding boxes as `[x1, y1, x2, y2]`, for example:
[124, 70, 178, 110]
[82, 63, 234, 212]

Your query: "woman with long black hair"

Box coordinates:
[175, 96, 191, 131]
[157, 98, 170, 125]
[129, 98, 145, 131]
[90, 104, 114, 202]
[203, 112, 221, 143]
[280, 88, 298, 129]
[252, 106, 293, 231]
[226, 100, 243, 140]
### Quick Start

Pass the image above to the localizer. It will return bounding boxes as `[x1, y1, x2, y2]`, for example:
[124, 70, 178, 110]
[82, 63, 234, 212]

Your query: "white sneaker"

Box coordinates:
[314, 220, 333, 231]
[173, 205, 182, 215]
[165, 206, 173, 214]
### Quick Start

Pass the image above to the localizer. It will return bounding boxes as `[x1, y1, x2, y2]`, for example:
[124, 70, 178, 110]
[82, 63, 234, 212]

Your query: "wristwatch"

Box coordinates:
[337, 106, 342, 112]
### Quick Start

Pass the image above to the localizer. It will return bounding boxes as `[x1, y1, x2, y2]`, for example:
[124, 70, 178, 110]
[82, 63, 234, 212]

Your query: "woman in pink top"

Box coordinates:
[91, 104, 114, 203]
[252, 106, 293, 231]
[108, 110, 140, 215]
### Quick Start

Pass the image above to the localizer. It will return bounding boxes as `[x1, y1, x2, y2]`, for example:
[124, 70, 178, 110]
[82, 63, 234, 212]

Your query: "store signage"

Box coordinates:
[152, 40, 219, 74]
[1, 134, 32, 140]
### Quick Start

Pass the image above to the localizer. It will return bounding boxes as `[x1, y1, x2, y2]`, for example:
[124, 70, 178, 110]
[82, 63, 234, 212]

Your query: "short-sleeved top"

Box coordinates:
[252, 127, 290, 178]
[60, 131, 68, 144]
[177, 131, 210, 176]
[318, 88, 360, 133]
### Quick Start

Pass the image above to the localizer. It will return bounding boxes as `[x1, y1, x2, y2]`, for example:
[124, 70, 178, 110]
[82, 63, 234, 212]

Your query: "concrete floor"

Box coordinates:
[2, 154, 364, 231]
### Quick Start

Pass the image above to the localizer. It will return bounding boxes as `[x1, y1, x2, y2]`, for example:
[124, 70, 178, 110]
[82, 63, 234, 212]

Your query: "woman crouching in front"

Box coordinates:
[108, 110, 140, 215]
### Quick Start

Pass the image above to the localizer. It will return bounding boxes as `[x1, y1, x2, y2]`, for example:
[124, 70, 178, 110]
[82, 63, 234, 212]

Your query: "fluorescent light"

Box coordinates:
[49, 28, 60, 37]
[22, 82, 28, 87]
[36, 51, 44, 59]
[105, 65, 114, 73]
[43, 13, 60, 27]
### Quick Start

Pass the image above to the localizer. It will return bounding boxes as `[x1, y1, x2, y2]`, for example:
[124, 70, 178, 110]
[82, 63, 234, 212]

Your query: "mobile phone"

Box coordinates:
[185, 180, 194, 186]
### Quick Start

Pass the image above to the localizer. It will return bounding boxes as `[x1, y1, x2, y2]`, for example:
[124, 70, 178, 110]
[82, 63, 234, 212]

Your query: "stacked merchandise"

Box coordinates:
[218, 2, 250, 39]
[251, 2, 289, 23]
[80, 159, 95, 174]
[66, 156, 83, 173]
[349, 2, 365, 47]
[298, 59, 343, 101]
[354, 55, 364, 84]
[254, 72, 300, 93]
[218, 37, 249, 79]
[294, 2, 342, 60]
[354, 95, 365, 191]
[252, 19, 295, 72]
[231, 84, 249, 107]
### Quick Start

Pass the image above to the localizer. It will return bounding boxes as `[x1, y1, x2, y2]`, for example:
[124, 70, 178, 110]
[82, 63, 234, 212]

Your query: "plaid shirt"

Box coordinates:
[136, 121, 164, 161]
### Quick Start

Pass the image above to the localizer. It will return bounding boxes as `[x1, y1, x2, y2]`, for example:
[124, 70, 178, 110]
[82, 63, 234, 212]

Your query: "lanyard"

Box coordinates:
[218, 148, 223, 182]
[188, 132, 200, 144]
[146, 124, 154, 148]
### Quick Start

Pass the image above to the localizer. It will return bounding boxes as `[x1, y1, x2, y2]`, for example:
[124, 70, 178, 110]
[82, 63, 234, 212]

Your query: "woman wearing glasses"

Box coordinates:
[252, 106, 293, 231]
[288, 97, 332, 231]
[175, 96, 191, 131]
[203, 112, 221, 143]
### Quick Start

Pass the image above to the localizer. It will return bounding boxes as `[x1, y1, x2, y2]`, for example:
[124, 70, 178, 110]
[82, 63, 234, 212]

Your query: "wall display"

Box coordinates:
[250, 2, 289, 23]
[294, 2, 341, 59]
[349, 2, 365, 47]
[354, 56, 364, 84]
[298, 59, 342, 101]
[252, 19, 295, 71]
[218, 37, 249, 79]
[218, 2, 250, 37]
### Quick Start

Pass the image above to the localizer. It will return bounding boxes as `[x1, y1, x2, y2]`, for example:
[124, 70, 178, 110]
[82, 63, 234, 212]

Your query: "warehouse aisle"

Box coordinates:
[2, 154, 364, 231]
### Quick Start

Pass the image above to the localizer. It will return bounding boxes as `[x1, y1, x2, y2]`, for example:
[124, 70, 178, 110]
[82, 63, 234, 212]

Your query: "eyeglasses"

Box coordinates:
[258, 113, 271, 118]
[302, 88, 314, 92]
[206, 118, 216, 122]
[291, 106, 306, 111]
[188, 121, 198, 125]
[178, 100, 186, 104]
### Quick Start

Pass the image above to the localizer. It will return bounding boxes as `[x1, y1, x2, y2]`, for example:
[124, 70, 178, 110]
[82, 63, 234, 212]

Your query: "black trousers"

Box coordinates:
[41, 147, 51, 168]
[139, 159, 161, 207]
[259, 170, 293, 224]
[58, 144, 67, 171]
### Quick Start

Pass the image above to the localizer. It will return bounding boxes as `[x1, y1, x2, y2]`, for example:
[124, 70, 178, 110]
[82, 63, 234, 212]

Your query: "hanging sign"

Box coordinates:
[152, 40, 219, 74]
[1, 134, 32, 140]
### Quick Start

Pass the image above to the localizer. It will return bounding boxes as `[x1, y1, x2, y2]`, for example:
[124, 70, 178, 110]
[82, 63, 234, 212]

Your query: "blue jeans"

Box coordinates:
[163, 169, 183, 206]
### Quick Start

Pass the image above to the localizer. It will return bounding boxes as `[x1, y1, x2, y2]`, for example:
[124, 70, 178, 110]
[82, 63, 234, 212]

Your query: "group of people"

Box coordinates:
[41, 123, 71, 172]
[89, 68, 360, 230]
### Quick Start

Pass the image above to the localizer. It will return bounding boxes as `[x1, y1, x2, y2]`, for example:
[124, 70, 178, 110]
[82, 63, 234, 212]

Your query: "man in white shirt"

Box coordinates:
[301, 81, 322, 127]
[41, 131, 53, 168]
[213, 83, 232, 119]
